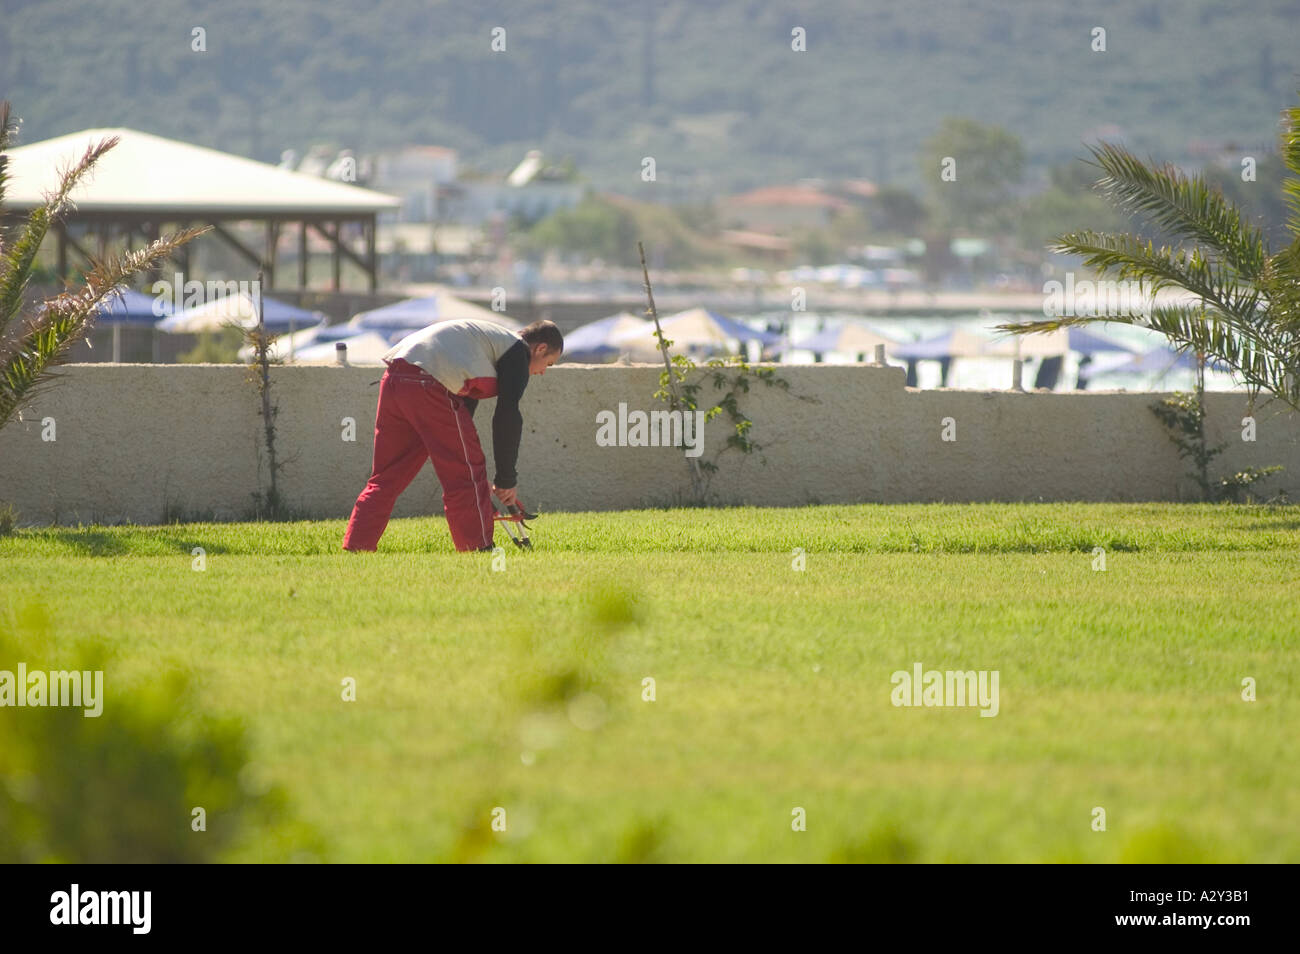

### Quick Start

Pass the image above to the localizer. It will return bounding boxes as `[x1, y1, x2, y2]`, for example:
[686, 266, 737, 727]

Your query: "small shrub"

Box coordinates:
[1150, 391, 1284, 503]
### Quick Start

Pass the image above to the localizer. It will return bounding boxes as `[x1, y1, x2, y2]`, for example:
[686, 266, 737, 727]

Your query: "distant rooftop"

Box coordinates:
[724, 185, 849, 208]
[838, 179, 880, 199]
[720, 229, 793, 251]
[393, 145, 458, 158]
[5, 128, 400, 216]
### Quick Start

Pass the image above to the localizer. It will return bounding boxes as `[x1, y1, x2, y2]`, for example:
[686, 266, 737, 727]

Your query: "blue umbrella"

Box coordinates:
[693, 310, 783, 347]
[236, 320, 362, 362]
[1067, 326, 1136, 354]
[349, 293, 521, 332]
[792, 321, 894, 355]
[562, 312, 651, 362]
[157, 291, 322, 332]
[1090, 347, 1229, 376]
[88, 288, 173, 362]
[301, 324, 362, 345]
[889, 328, 989, 360]
[93, 288, 172, 324]
[652, 308, 783, 347]
[981, 325, 1137, 358]
[611, 307, 781, 358]
[255, 296, 324, 331]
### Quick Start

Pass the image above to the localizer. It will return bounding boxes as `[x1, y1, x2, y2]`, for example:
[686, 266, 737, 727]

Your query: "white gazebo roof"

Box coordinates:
[3, 128, 400, 217]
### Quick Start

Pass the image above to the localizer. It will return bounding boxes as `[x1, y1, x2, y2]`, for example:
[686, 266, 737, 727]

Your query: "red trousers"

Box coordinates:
[343, 359, 495, 552]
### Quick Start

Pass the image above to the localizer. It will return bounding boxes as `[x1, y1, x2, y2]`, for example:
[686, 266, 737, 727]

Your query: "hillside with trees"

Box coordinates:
[2, 0, 1296, 197]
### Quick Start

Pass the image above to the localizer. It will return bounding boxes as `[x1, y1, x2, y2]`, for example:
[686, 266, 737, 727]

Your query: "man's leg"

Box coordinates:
[401, 377, 496, 552]
[342, 374, 430, 551]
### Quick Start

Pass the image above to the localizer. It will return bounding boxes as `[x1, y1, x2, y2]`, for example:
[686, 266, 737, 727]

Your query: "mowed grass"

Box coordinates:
[2, 503, 1298, 862]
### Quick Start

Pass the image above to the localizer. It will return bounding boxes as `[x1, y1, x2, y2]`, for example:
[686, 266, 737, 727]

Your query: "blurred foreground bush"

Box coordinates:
[0, 602, 322, 862]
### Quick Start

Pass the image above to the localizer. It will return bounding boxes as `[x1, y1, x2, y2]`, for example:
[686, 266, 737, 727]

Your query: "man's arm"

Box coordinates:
[490, 341, 530, 489]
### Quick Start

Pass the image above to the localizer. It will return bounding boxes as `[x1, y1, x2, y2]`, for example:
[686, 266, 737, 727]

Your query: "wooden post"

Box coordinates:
[299, 221, 309, 288]
[57, 223, 68, 279]
[178, 224, 192, 279]
[254, 270, 280, 513]
[143, 221, 161, 287]
[366, 215, 378, 291]
[332, 220, 342, 290]
[265, 220, 278, 289]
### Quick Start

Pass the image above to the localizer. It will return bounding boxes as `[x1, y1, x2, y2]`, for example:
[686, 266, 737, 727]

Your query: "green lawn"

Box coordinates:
[2, 503, 1298, 863]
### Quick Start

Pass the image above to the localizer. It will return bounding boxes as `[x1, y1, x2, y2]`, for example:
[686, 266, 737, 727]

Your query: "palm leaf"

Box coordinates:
[1281, 98, 1300, 243]
[0, 102, 16, 263]
[0, 227, 208, 428]
[997, 306, 1295, 410]
[988, 93, 1300, 413]
[0, 102, 14, 219]
[0, 133, 119, 341]
[1052, 230, 1263, 321]
[1259, 240, 1300, 336]
[1086, 141, 1268, 279]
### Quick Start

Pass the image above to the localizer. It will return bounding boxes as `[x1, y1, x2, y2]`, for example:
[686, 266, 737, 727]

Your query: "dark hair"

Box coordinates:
[520, 319, 563, 354]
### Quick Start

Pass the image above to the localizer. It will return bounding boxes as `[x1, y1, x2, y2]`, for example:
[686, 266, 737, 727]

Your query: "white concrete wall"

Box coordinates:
[1, 364, 1297, 525]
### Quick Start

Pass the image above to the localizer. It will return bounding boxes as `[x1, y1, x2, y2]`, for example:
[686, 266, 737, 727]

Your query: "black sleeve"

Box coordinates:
[490, 340, 530, 488]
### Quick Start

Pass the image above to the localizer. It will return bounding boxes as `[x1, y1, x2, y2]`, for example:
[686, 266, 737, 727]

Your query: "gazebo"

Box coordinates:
[3, 128, 400, 291]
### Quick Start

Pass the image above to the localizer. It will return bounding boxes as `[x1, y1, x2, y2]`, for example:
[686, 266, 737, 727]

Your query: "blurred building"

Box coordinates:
[367, 146, 583, 228]
[439, 150, 584, 226]
[719, 185, 850, 233]
[370, 145, 459, 221]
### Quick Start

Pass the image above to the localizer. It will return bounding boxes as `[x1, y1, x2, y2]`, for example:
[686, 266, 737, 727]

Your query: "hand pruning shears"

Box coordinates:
[492, 495, 537, 549]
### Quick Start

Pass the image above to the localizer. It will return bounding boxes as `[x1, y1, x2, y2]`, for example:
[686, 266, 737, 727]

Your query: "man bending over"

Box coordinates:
[343, 318, 562, 552]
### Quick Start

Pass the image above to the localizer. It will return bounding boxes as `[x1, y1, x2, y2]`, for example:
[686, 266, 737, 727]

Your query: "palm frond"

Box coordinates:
[996, 304, 1235, 353]
[0, 101, 14, 216]
[1281, 97, 1300, 241]
[0, 227, 208, 427]
[1052, 230, 1264, 322]
[1259, 239, 1300, 337]
[1087, 142, 1268, 278]
[996, 304, 1296, 412]
[0, 134, 119, 341]
[0, 101, 16, 264]
[1000, 95, 1300, 414]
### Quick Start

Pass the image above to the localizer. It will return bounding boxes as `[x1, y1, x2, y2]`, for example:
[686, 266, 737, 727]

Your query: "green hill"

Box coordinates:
[2, 0, 1297, 194]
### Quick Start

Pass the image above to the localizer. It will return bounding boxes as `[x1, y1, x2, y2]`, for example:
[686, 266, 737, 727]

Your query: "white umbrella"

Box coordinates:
[606, 316, 671, 362]
[980, 325, 1138, 359]
[614, 307, 780, 356]
[890, 327, 993, 361]
[293, 331, 393, 365]
[980, 327, 1072, 359]
[792, 320, 895, 355]
[158, 291, 322, 332]
[236, 321, 342, 363]
[348, 288, 522, 332]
